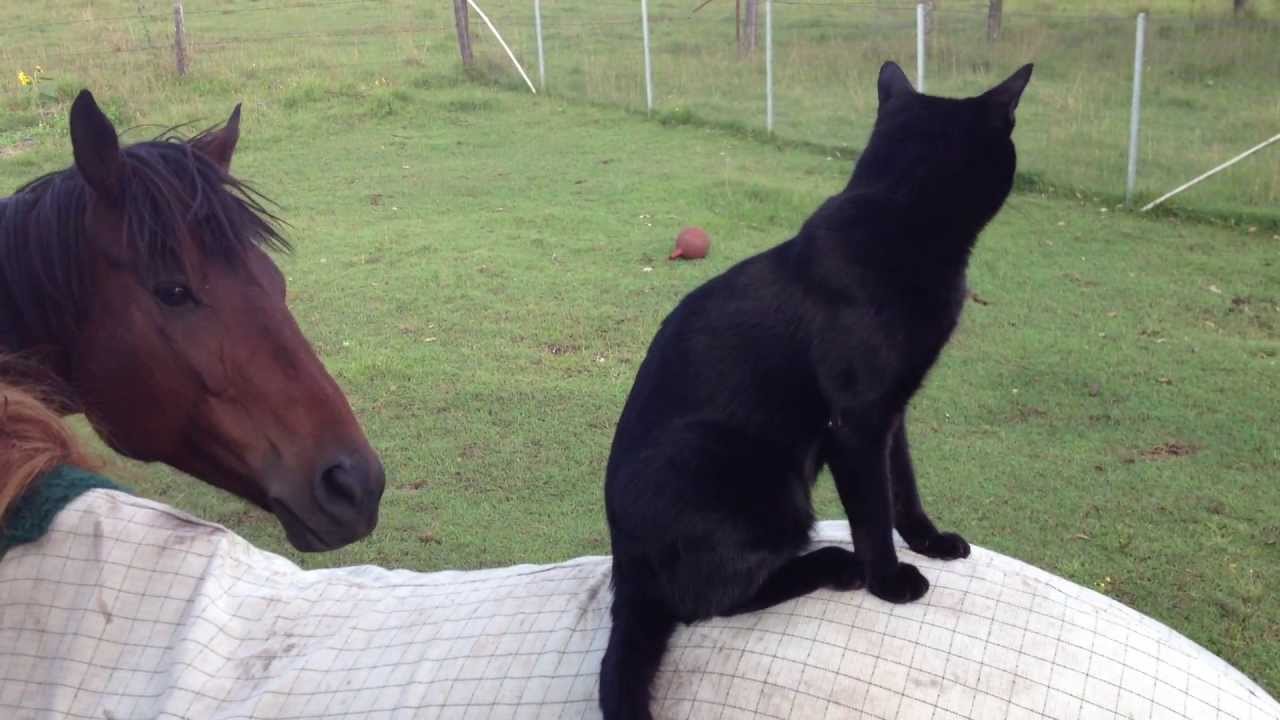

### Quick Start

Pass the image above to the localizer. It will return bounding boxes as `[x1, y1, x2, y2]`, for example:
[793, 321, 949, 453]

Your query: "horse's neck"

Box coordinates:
[0, 294, 79, 414]
[0, 195, 79, 412]
[0, 196, 24, 354]
[0, 305, 21, 354]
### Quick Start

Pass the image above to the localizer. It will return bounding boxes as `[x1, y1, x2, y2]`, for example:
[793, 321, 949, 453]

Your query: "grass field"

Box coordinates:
[2, 1, 1278, 222]
[2, 0, 1278, 701]
[525, 0, 1280, 221]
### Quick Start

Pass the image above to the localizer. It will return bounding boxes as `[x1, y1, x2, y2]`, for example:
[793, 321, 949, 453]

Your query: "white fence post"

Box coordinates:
[534, 0, 545, 91]
[765, 0, 774, 133]
[915, 3, 926, 91]
[1126, 12, 1147, 206]
[641, 0, 654, 114]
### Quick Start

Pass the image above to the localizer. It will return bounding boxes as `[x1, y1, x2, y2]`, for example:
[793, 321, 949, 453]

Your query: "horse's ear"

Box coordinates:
[193, 103, 242, 173]
[983, 63, 1033, 128]
[877, 61, 915, 106]
[69, 90, 122, 204]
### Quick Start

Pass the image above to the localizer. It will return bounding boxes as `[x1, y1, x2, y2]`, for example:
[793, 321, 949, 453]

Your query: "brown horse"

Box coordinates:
[0, 91, 384, 552]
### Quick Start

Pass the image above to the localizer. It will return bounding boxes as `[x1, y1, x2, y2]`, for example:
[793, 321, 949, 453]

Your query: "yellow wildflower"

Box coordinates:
[17, 70, 32, 87]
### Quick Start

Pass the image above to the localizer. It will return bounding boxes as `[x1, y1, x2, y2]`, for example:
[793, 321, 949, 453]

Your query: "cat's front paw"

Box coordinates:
[868, 562, 929, 604]
[813, 547, 865, 591]
[829, 562, 866, 592]
[909, 531, 971, 560]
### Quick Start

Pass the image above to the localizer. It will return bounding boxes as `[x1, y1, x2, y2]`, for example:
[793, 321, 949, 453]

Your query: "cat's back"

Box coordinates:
[611, 241, 823, 445]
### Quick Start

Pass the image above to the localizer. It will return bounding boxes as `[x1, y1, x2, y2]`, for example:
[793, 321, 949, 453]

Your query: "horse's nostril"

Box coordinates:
[311, 452, 383, 534]
[318, 458, 362, 509]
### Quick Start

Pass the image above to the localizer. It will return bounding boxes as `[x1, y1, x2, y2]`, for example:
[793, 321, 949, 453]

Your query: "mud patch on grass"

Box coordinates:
[1140, 441, 1198, 460]
[1007, 405, 1048, 423]
[0, 138, 35, 158]
[544, 343, 580, 356]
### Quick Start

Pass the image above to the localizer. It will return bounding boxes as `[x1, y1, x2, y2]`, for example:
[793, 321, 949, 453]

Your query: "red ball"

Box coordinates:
[670, 226, 711, 260]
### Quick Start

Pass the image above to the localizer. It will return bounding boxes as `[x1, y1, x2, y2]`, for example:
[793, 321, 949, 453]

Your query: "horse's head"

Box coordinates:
[52, 91, 384, 551]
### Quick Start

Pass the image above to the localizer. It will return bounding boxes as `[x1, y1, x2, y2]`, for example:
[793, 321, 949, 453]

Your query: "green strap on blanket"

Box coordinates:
[0, 466, 125, 561]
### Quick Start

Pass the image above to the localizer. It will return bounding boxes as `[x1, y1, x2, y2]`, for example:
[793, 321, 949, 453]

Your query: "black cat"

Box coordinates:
[599, 61, 1033, 719]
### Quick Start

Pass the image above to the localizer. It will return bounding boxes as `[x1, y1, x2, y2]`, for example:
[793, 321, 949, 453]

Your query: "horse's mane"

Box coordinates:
[0, 128, 290, 346]
[0, 367, 101, 523]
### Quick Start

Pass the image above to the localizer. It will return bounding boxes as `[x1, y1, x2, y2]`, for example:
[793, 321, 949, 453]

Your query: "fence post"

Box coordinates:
[173, 0, 188, 76]
[987, 0, 1003, 41]
[741, 0, 759, 57]
[534, 0, 545, 91]
[1126, 12, 1147, 206]
[915, 3, 926, 91]
[921, 0, 936, 35]
[452, 0, 474, 67]
[765, 0, 773, 133]
[641, 0, 654, 114]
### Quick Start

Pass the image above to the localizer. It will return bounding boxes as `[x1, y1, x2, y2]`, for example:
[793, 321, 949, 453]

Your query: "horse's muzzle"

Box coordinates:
[270, 452, 386, 552]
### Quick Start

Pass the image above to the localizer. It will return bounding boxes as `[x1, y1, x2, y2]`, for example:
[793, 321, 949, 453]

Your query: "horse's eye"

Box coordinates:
[153, 282, 195, 307]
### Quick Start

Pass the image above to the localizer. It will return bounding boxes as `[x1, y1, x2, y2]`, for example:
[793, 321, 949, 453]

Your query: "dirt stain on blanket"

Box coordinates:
[96, 591, 113, 625]
[239, 636, 302, 680]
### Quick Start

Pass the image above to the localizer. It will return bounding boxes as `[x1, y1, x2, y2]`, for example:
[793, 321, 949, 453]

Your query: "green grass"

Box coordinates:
[1, 1, 1278, 222]
[1, 0, 1278, 700]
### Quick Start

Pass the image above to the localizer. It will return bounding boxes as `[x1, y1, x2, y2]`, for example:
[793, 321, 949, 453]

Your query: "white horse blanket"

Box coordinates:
[1, 490, 1276, 720]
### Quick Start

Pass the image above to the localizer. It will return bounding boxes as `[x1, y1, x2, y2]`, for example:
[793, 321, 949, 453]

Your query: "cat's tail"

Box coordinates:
[599, 581, 677, 720]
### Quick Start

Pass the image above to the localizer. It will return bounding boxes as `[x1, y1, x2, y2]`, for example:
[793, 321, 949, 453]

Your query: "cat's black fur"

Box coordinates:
[599, 61, 1033, 719]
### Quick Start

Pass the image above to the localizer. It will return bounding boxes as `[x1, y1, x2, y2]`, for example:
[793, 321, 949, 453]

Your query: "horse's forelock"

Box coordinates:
[0, 135, 290, 345]
[117, 139, 290, 277]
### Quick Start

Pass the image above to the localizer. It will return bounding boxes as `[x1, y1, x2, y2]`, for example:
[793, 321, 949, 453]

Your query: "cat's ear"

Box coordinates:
[877, 61, 915, 106]
[983, 63, 1033, 129]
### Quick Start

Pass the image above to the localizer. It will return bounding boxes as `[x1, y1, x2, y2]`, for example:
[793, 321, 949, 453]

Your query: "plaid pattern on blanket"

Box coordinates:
[1, 490, 1276, 719]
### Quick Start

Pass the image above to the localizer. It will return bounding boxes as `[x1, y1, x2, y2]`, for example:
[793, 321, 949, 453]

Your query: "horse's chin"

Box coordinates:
[269, 497, 369, 553]
[157, 451, 325, 548]
[278, 518, 336, 553]
[161, 449, 374, 553]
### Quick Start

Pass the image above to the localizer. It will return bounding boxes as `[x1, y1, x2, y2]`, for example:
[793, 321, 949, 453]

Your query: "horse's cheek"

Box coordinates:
[170, 310, 233, 398]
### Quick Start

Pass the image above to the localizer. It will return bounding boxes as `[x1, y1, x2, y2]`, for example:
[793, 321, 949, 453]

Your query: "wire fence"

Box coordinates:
[1, 0, 1277, 220]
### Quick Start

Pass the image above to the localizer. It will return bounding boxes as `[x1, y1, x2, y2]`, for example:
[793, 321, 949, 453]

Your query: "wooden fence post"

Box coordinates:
[740, 0, 758, 57]
[173, 0, 188, 76]
[453, 0, 474, 67]
[987, 0, 1003, 41]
